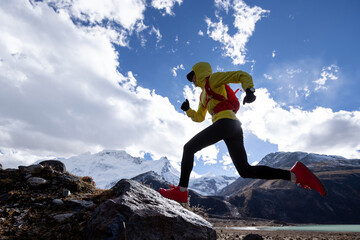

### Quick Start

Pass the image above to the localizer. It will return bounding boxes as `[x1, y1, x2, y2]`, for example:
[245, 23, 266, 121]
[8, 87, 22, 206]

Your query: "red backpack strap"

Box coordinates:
[204, 77, 226, 101]
[203, 76, 240, 116]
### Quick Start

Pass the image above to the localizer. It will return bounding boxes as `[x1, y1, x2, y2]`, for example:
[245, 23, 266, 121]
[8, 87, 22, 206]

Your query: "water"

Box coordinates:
[217, 225, 360, 233]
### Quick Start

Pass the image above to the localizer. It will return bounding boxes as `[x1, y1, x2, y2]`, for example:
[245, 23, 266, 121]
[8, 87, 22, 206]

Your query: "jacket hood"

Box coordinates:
[191, 62, 212, 88]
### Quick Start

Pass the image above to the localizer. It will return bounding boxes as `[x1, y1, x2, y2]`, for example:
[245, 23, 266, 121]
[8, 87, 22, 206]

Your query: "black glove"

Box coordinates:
[181, 99, 190, 111]
[243, 88, 256, 105]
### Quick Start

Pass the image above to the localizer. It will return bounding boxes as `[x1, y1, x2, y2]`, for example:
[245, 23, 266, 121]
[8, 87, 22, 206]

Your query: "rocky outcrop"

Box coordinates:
[0, 163, 216, 239]
[131, 171, 233, 217]
[85, 179, 216, 240]
[39, 160, 66, 173]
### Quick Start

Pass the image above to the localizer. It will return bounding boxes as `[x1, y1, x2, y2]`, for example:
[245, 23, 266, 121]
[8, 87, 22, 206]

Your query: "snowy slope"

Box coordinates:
[189, 173, 237, 196]
[56, 150, 180, 189]
[258, 151, 350, 168]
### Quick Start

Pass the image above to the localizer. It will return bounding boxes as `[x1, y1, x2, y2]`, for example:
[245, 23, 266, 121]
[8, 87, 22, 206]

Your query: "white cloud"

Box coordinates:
[220, 152, 232, 165]
[151, 0, 183, 16]
[263, 74, 272, 80]
[42, 0, 149, 49]
[251, 161, 259, 166]
[216, 66, 225, 72]
[0, 0, 200, 168]
[314, 64, 339, 91]
[195, 145, 219, 165]
[272, 50, 276, 58]
[215, 0, 231, 13]
[149, 26, 162, 44]
[238, 89, 360, 159]
[206, 0, 270, 65]
[171, 64, 185, 77]
[198, 30, 204, 36]
[46, 0, 146, 31]
[263, 60, 341, 105]
[183, 85, 202, 109]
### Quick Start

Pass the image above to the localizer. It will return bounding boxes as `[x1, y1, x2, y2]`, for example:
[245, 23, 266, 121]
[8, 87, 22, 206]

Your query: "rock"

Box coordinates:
[85, 179, 216, 240]
[20, 164, 44, 174]
[39, 160, 66, 173]
[53, 199, 64, 205]
[57, 175, 82, 192]
[53, 213, 74, 222]
[65, 199, 94, 209]
[27, 177, 47, 187]
[243, 234, 264, 240]
[62, 189, 71, 197]
[0, 193, 10, 201]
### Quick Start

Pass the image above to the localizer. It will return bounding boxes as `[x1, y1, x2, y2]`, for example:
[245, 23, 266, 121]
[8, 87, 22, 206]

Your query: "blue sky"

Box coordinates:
[1, 0, 360, 177]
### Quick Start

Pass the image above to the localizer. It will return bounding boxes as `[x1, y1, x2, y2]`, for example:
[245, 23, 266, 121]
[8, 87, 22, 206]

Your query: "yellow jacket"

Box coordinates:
[186, 62, 254, 123]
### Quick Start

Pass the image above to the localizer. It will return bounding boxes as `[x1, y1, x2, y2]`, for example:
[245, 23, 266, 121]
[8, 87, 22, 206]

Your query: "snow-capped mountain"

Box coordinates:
[51, 150, 237, 195]
[258, 151, 359, 169]
[56, 150, 180, 189]
[189, 173, 237, 196]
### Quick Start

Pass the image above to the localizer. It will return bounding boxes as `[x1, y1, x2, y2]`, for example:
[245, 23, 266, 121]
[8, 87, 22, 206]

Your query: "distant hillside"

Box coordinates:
[220, 152, 360, 223]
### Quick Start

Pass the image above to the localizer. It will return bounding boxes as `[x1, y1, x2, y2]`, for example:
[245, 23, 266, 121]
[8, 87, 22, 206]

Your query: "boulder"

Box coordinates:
[65, 199, 94, 209]
[243, 234, 264, 240]
[85, 179, 216, 240]
[27, 177, 47, 187]
[39, 160, 66, 173]
[19, 164, 44, 174]
[53, 213, 74, 222]
[62, 189, 71, 197]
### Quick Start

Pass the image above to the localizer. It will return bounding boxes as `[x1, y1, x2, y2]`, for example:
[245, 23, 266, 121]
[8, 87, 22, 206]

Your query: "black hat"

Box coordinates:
[186, 71, 195, 82]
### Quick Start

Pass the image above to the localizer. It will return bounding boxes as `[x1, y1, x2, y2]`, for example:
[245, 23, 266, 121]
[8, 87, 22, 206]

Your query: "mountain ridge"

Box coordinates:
[44, 149, 236, 196]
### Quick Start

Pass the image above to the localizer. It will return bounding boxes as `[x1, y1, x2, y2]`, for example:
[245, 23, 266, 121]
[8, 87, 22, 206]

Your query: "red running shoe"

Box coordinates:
[290, 161, 327, 197]
[159, 185, 188, 203]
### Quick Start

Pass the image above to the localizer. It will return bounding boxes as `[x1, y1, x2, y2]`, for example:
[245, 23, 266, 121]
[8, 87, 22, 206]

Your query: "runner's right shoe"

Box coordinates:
[290, 161, 327, 197]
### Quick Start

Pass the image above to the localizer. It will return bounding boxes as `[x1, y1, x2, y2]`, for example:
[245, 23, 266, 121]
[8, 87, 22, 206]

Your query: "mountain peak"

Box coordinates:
[259, 151, 349, 168]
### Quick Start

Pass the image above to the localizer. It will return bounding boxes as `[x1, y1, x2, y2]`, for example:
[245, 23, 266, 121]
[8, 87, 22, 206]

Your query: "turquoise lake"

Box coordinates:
[217, 225, 360, 233]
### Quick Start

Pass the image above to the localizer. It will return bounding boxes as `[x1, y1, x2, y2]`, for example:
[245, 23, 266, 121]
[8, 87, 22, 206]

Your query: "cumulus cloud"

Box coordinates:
[43, 0, 148, 49]
[46, 0, 146, 31]
[151, 0, 183, 16]
[195, 145, 219, 165]
[220, 152, 232, 165]
[238, 89, 360, 159]
[206, 0, 270, 65]
[0, 0, 198, 168]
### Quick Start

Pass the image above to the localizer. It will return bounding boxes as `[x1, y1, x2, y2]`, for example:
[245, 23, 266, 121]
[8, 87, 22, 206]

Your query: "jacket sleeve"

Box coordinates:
[185, 101, 207, 122]
[210, 71, 254, 91]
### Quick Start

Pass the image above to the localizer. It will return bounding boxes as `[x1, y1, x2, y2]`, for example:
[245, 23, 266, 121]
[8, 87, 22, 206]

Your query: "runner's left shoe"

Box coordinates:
[158, 185, 188, 203]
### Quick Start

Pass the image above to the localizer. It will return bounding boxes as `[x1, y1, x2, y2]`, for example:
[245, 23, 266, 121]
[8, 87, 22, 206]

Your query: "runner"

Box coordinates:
[159, 62, 327, 203]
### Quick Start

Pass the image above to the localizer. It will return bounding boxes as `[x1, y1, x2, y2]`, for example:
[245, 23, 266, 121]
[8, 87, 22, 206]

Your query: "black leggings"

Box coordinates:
[179, 119, 291, 187]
